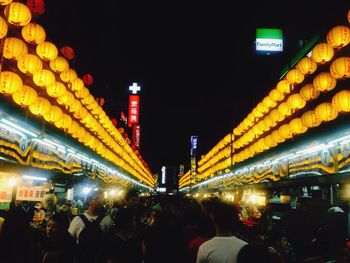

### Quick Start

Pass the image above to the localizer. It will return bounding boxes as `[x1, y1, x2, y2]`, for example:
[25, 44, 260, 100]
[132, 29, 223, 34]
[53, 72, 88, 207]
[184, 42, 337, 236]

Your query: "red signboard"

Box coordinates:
[128, 95, 140, 127]
[132, 124, 141, 149]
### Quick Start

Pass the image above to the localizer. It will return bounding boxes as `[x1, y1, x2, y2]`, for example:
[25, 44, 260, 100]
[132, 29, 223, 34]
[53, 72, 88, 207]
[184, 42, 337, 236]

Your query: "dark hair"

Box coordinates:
[211, 201, 240, 232]
[125, 188, 139, 200]
[115, 207, 135, 227]
[49, 212, 70, 230]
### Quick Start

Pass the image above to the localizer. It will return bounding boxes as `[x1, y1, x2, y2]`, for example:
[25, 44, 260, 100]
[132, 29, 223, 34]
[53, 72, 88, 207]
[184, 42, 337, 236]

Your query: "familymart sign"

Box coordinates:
[256, 28, 283, 52]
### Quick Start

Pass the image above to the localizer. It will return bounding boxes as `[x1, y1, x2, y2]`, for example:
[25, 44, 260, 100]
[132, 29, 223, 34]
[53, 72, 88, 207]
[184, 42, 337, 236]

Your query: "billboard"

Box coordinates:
[256, 28, 283, 53]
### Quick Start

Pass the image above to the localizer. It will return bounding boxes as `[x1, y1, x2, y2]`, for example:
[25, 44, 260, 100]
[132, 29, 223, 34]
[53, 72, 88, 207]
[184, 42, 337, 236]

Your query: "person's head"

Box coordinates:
[86, 190, 104, 215]
[34, 202, 42, 210]
[210, 201, 240, 234]
[46, 212, 70, 238]
[114, 207, 137, 236]
[124, 188, 139, 208]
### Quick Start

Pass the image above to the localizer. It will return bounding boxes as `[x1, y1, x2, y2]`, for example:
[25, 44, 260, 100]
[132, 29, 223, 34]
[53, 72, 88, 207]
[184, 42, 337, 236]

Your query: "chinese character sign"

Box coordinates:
[132, 124, 141, 149]
[16, 186, 46, 201]
[191, 135, 198, 156]
[128, 95, 140, 127]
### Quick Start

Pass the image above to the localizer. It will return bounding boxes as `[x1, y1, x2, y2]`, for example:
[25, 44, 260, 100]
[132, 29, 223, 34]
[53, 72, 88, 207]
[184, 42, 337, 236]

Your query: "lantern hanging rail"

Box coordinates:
[1, 118, 38, 137]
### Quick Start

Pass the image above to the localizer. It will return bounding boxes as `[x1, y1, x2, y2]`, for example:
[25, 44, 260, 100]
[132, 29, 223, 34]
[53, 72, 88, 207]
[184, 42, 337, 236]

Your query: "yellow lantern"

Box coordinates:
[0, 0, 13, 5]
[326, 25, 350, 49]
[36, 41, 58, 61]
[332, 90, 350, 112]
[0, 16, 8, 39]
[313, 72, 337, 92]
[21, 23, 46, 44]
[60, 69, 77, 83]
[269, 88, 284, 102]
[263, 96, 277, 109]
[3, 37, 28, 60]
[4, 2, 31, 27]
[55, 114, 72, 129]
[296, 57, 317, 75]
[264, 135, 276, 148]
[289, 118, 307, 134]
[311, 43, 334, 64]
[277, 102, 292, 117]
[301, 110, 321, 128]
[299, 83, 320, 101]
[49, 56, 69, 73]
[287, 93, 306, 110]
[82, 94, 95, 105]
[277, 79, 293, 94]
[286, 68, 304, 84]
[46, 81, 66, 98]
[270, 109, 283, 123]
[69, 78, 84, 92]
[256, 102, 268, 115]
[278, 124, 293, 139]
[330, 57, 350, 79]
[252, 107, 263, 118]
[43, 106, 63, 123]
[74, 107, 88, 120]
[257, 120, 267, 132]
[67, 121, 80, 135]
[17, 53, 43, 75]
[12, 85, 37, 107]
[271, 129, 285, 143]
[76, 86, 90, 99]
[33, 69, 55, 87]
[0, 71, 22, 95]
[315, 102, 338, 122]
[69, 99, 82, 113]
[57, 91, 75, 106]
[29, 97, 51, 116]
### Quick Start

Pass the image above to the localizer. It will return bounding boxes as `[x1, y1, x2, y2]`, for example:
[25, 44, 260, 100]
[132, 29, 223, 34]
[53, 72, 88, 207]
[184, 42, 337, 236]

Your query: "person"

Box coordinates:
[40, 212, 77, 263]
[68, 190, 113, 263]
[33, 202, 46, 228]
[196, 201, 248, 263]
[123, 188, 140, 209]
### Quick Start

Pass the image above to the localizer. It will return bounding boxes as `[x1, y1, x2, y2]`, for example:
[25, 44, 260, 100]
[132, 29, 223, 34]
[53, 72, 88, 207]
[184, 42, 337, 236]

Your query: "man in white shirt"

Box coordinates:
[196, 201, 247, 263]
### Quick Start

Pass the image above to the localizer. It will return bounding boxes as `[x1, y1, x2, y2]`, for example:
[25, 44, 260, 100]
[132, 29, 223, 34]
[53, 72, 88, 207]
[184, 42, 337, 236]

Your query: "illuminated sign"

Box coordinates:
[191, 135, 198, 156]
[256, 28, 283, 52]
[128, 95, 140, 127]
[161, 166, 166, 184]
[132, 124, 141, 148]
[129, 82, 141, 94]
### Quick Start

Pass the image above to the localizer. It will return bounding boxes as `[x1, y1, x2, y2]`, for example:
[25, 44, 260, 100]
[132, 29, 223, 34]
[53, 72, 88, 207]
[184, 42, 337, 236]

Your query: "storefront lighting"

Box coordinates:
[7, 177, 17, 187]
[22, 175, 47, 181]
[1, 118, 38, 137]
[43, 138, 65, 151]
[0, 122, 26, 138]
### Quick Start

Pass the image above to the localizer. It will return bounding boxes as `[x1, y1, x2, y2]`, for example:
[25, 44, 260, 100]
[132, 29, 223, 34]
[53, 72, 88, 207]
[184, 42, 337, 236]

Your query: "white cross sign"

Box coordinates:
[129, 83, 141, 94]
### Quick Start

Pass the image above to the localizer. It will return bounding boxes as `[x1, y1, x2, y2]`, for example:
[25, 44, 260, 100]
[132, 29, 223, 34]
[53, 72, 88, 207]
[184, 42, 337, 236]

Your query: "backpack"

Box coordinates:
[77, 214, 105, 263]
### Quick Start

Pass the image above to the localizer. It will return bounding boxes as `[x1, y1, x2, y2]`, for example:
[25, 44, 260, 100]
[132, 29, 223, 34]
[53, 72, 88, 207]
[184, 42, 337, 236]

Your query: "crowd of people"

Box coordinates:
[0, 189, 349, 263]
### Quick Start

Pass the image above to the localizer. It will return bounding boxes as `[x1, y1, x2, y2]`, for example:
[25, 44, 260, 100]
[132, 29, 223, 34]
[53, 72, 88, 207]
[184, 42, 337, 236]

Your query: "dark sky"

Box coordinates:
[37, 0, 349, 174]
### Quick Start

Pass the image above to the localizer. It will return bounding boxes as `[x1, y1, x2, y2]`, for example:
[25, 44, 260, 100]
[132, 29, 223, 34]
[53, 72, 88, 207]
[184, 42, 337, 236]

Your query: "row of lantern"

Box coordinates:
[184, 9, 350, 187]
[0, 1, 154, 186]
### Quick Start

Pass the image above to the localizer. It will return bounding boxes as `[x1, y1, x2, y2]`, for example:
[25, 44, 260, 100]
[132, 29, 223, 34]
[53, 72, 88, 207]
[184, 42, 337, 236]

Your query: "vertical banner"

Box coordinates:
[190, 135, 198, 156]
[128, 95, 140, 127]
[132, 124, 141, 149]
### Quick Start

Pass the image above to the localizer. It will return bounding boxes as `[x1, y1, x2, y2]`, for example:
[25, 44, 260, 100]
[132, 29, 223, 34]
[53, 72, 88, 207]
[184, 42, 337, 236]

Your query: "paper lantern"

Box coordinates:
[21, 22, 46, 44]
[118, 127, 125, 134]
[75, 86, 90, 99]
[69, 78, 84, 92]
[301, 110, 321, 128]
[86, 100, 98, 111]
[4, 2, 31, 27]
[82, 94, 95, 105]
[0, 0, 13, 5]
[332, 90, 350, 112]
[82, 74, 94, 86]
[26, 0, 45, 16]
[36, 41, 58, 61]
[296, 57, 317, 75]
[326, 25, 350, 49]
[311, 43, 334, 64]
[264, 115, 275, 129]
[49, 56, 69, 73]
[29, 97, 51, 116]
[12, 85, 37, 107]
[67, 121, 79, 135]
[277, 102, 292, 117]
[256, 102, 268, 115]
[269, 88, 284, 102]
[270, 109, 283, 123]
[33, 69, 55, 87]
[278, 124, 293, 139]
[69, 99, 82, 114]
[299, 83, 320, 101]
[3, 37, 28, 60]
[276, 79, 293, 94]
[330, 57, 350, 79]
[271, 129, 285, 143]
[43, 105, 62, 123]
[46, 81, 66, 98]
[289, 118, 307, 134]
[60, 68, 77, 83]
[313, 72, 337, 92]
[55, 114, 72, 129]
[96, 97, 105, 106]
[74, 107, 88, 120]
[60, 46, 75, 60]
[264, 135, 277, 148]
[17, 53, 43, 75]
[315, 102, 338, 122]
[0, 71, 22, 95]
[287, 93, 306, 110]
[57, 91, 74, 106]
[263, 96, 277, 109]
[257, 120, 267, 132]
[252, 107, 263, 118]
[0, 16, 8, 39]
[286, 68, 304, 84]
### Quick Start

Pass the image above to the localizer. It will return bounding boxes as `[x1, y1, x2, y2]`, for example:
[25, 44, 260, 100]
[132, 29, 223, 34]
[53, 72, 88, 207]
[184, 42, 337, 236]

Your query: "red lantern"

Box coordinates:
[60, 46, 75, 60]
[111, 118, 117, 126]
[96, 97, 105, 106]
[123, 133, 128, 139]
[26, 0, 45, 16]
[82, 74, 94, 86]
[118, 127, 124, 134]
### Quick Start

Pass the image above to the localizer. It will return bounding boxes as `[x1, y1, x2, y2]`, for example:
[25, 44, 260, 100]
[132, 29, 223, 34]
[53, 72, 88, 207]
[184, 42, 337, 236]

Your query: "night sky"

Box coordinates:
[36, 1, 349, 174]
